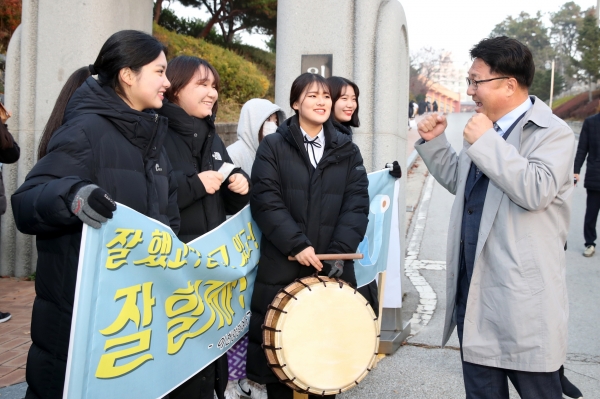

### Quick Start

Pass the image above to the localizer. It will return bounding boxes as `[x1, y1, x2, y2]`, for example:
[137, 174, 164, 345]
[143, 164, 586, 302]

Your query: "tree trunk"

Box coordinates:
[153, 0, 163, 23]
[199, 14, 221, 38]
[589, 78, 593, 103]
[225, 21, 235, 44]
[198, 0, 229, 39]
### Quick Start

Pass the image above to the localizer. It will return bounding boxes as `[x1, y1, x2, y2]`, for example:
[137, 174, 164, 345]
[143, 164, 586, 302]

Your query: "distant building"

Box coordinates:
[420, 76, 460, 113]
[426, 51, 470, 101]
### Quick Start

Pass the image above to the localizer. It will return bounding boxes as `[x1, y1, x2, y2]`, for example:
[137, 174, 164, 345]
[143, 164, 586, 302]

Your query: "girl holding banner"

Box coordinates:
[247, 73, 370, 399]
[157, 56, 251, 399]
[12, 31, 180, 399]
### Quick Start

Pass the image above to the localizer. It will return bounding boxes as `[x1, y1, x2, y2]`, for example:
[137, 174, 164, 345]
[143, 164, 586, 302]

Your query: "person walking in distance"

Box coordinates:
[416, 36, 575, 399]
[574, 108, 600, 257]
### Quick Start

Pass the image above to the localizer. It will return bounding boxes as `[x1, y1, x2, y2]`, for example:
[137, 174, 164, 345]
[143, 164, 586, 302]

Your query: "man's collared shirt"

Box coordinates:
[300, 126, 325, 168]
[493, 97, 533, 135]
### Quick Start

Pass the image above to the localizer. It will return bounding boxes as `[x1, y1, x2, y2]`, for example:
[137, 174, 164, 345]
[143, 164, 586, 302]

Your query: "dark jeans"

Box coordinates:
[266, 382, 336, 399]
[455, 270, 561, 399]
[167, 361, 216, 399]
[584, 189, 600, 247]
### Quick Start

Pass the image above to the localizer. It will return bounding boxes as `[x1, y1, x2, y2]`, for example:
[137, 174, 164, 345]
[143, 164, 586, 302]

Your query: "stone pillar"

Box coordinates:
[1, 0, 154, 276]
[275, 0, 410, 354]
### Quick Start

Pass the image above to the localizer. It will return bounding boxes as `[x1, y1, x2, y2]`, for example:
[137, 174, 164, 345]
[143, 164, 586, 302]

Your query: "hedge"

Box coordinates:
[553, 90, 600, 120]
[153, 24, 270, 104]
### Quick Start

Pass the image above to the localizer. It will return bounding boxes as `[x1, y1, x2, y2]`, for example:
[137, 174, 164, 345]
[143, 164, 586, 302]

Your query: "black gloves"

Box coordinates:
[324, 259, 344, 278]
[71, 184, 116, 229]
[386, 161, 402, 178]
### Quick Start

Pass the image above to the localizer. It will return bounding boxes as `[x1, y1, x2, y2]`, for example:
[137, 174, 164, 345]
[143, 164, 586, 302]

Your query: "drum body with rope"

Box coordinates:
[262, 275, 380, 395]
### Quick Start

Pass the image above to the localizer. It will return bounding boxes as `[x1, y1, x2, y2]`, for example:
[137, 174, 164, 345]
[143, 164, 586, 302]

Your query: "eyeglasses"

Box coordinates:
[465, 76, 510, 90]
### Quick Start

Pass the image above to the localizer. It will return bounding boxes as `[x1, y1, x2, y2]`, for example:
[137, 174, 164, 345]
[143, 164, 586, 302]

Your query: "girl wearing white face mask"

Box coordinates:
[227, 99, 286, 177]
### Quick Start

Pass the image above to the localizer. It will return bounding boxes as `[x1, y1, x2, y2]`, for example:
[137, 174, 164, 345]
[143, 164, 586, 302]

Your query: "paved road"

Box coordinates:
[341, 112, 600, 398]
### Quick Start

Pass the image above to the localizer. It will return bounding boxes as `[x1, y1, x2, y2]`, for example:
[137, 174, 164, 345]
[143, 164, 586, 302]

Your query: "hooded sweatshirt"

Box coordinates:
[227, 99, 285, 176]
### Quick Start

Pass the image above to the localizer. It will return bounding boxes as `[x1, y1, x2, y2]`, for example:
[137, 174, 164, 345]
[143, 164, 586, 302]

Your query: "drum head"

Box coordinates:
[274, 281, 378, 393]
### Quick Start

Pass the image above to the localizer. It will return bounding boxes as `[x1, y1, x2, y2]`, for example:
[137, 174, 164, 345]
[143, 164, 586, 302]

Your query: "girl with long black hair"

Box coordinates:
[12, 30, 180, 399]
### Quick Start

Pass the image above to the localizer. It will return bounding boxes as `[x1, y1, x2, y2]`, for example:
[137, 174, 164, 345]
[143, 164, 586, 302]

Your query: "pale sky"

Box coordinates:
[402, 0, 597, 68]
[168, 0, 598, 68]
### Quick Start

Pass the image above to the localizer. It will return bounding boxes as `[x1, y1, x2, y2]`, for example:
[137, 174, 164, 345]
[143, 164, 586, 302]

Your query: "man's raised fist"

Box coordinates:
[417, 113, 447, 142]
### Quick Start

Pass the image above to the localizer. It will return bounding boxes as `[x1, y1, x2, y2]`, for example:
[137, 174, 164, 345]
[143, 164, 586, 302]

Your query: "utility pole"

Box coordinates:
[549, 60, 555, 109]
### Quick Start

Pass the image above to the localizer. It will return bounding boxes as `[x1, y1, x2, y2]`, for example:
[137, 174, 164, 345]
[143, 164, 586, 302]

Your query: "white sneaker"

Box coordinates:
[225, 380, 241, 399]
[236, 379, 267, 399]
[583, 245, 596, 257]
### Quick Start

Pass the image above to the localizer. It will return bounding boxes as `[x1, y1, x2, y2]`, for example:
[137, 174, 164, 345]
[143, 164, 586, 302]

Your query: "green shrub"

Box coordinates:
[153, 24, 269, 105]
[226, 42, 275, 100]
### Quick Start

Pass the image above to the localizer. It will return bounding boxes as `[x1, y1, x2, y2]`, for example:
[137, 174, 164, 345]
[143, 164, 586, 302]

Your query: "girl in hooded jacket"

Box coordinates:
[156, 56, 251, 399]
[227, 99, 285, 177]
[224, 99, 285, 399]
[247, 73, 370, 399]
[11, 30, 180, 399]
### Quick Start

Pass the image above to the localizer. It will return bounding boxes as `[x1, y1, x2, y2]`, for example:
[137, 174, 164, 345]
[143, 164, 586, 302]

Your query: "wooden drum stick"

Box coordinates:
[287, 253, 364, 261]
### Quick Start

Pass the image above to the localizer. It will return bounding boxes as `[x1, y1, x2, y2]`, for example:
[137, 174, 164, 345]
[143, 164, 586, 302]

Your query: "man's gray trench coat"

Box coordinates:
[415, 97, 575, 372]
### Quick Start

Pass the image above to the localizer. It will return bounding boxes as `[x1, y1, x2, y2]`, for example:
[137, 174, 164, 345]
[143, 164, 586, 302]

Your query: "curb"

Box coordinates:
[407, 149, 419, 169]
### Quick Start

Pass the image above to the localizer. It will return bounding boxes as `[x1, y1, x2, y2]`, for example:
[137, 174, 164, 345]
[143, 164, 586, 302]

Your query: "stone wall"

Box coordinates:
[216, 123, 238, 147]
[1, 0, 154, 277]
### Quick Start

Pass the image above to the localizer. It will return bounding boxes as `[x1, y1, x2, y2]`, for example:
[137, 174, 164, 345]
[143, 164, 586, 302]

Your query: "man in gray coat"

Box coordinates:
[416, 37, 575, 398]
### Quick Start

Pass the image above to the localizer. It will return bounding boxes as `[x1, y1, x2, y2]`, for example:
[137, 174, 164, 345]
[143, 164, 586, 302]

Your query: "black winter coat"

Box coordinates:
[12, 77, 180, 399]
[158, 102, 250, 243]
[246, 115, 369, 384]
[158, 102, 249, 399]
[330, 120, 380, 316]
[575, 113, 600, 191]
[0, 124, 20, 214]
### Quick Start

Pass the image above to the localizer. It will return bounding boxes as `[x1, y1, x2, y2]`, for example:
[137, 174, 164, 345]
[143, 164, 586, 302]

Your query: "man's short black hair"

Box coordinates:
[470, 36, 535, 88]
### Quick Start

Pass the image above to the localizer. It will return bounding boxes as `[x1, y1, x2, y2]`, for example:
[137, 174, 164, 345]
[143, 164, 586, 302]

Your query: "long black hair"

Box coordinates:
[37, 30, 166, 159]
[326, 76, 360, 128]
[92, 30, 167, 97]
[38, 66, 90, 159]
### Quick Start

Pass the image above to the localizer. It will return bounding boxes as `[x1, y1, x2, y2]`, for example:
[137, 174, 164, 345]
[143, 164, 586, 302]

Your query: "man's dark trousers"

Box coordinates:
[456, 119, 561, 398]
[584, 189, 600, 247]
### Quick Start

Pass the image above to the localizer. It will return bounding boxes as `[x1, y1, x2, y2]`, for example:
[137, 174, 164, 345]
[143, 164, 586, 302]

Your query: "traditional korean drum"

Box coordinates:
[262, 275, 380, 395]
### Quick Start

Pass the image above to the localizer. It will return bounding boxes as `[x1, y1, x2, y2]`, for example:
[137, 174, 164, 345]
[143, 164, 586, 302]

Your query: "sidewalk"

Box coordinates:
[0, 278, 34, 388]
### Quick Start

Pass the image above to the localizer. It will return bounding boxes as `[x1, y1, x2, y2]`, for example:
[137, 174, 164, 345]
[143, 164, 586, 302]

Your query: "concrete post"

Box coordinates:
[275, 0, 411, 354]
[1, 0, 154, 276]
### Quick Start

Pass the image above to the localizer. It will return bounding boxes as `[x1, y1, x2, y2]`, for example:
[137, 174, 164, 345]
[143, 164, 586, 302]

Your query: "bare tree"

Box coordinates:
[410, 47, 451, 99]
